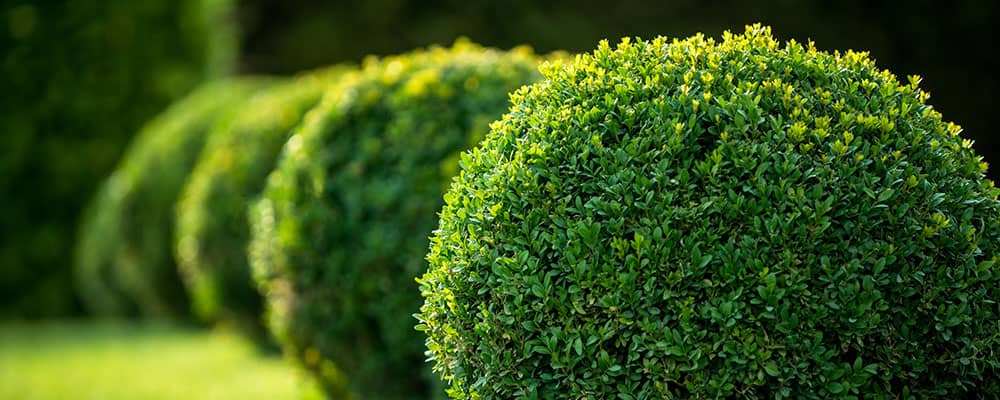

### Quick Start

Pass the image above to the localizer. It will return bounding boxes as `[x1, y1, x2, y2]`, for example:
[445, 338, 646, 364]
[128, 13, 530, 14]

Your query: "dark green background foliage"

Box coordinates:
[175, 66, 346, 336]
[249, 41, 544, 399]
[0, 0, 235, 317]
[419, 26, 1000, 398]
[239, 0, 999, 182]
[76, 79, 270, 318]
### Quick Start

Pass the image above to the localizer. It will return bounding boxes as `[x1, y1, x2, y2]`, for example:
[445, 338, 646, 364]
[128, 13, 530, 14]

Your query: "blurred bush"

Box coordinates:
[75, 183, 138, 317]
[76, 78, 271, 318]
[249, 41, 546, 399]
[238, 0, 999, 180]
[175, 66, 347, 339]
[1, 0, 237, 317]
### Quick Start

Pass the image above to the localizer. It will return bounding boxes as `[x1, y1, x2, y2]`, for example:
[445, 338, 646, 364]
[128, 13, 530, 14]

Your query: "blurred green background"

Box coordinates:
[3, 0, 996, 319]
[1, 0, 235, 317]
[1, 0, 997, 397]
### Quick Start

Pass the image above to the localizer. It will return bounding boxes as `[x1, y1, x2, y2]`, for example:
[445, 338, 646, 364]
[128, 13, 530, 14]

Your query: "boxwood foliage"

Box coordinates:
[1, 0, 236, 317]
[249, 41, 545, 398]
[418, 25, 1000, 399]
[175, 66, 346, 337]
[76, 78, 271, 318]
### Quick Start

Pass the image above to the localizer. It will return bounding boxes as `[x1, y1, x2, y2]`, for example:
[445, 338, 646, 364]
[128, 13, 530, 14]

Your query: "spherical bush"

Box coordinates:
[249, 41, 546, 398]
[418, 25, 1000, 398]
[175, 66, 346, 337]
[76, 78, 271, 318]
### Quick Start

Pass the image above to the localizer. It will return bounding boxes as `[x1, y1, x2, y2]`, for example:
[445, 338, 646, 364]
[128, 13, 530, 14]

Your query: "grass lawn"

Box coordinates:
[0, 321, 322, 400]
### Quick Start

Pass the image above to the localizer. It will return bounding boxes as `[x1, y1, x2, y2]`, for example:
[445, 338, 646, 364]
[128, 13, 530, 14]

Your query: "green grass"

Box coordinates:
[0, 321, 322, 400]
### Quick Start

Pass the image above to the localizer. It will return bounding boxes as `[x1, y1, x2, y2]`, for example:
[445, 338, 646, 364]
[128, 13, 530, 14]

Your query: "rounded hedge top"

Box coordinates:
[175, 66, 346, 335]
[76, 78, 271, 318]
[249, 41, 545, 398]
[418, 25, 1000, 398]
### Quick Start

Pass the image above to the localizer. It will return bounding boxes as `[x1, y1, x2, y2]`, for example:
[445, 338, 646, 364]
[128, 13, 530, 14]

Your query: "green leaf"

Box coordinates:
[764, 361, 780, 377]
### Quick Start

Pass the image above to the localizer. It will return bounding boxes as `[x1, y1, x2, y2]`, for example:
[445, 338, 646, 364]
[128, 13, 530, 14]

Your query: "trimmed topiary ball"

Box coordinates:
[418, 25, 1000, 398]
[76, 78, 271, 318]
[175, 66, 346, 338]
[249, 41, 546, 398]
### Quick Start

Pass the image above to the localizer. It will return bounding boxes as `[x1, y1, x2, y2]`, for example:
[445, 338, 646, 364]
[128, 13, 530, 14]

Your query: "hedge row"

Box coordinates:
[74, 26, 998, 399]
[76, 40, 548, 398]
[77, 78, 271, 317]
